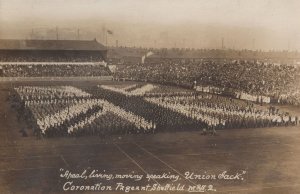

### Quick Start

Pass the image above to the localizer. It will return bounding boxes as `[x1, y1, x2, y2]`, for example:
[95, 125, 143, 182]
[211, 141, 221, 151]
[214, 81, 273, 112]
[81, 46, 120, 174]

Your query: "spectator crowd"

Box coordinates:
[0, 55, 104, 62]
[115, 59, 300, 105]
[1, 63, 111, 77]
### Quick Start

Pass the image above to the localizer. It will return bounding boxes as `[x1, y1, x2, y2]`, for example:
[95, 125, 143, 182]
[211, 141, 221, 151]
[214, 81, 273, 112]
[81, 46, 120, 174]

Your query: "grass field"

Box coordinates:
[0, 81, 300, 194]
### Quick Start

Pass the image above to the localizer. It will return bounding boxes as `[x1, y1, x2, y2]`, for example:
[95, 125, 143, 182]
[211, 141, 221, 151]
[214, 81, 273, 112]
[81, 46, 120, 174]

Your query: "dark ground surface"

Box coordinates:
[0, 81, 300, 194]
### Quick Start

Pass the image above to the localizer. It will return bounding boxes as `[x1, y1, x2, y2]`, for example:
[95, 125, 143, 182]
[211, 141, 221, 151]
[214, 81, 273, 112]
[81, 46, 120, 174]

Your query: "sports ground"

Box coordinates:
[0, 81, 299, 194]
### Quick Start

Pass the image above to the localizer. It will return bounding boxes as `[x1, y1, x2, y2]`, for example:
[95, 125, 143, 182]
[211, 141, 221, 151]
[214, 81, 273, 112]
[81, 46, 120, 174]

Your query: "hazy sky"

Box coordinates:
[0, 0, 300, 50]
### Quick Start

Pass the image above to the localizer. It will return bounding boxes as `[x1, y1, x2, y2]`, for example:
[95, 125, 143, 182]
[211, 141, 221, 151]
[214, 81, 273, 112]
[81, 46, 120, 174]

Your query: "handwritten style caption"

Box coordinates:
[59, 168, 247, 192]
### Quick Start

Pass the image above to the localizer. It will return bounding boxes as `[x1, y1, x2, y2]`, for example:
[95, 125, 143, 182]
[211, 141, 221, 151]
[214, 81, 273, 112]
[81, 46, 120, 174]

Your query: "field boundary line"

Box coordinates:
[60, 154, 69, 167]
[134, 142, 197, 186]
[113, 143, 170, 194]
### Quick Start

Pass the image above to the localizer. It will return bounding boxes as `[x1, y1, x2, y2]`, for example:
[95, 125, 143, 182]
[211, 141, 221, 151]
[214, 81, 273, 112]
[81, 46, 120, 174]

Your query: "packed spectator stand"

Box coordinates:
[115, 59, 300, 106]
[0, 55, 104, 62]
[0, 39, 111, 77]
[1, 63, 111, 77]
[108, 46, 300, 65]
[0, 56, 112, 77]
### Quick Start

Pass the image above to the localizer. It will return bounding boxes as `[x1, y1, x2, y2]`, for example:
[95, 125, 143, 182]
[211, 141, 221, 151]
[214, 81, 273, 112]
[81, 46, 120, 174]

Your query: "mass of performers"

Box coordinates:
[12, 86, 156, 137]
[9, 84, 298, 138]
[145, 94, 297, 129]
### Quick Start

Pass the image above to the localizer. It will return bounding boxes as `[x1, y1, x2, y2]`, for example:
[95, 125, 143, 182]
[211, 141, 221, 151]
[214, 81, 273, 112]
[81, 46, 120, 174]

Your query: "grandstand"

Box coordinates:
[0, 39, 107, 61]
[0, 39, 112, 78]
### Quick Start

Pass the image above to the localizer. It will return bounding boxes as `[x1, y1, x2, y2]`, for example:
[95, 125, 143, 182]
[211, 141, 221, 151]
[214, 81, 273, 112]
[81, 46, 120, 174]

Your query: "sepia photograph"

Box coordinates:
[0, 0, 299, 193]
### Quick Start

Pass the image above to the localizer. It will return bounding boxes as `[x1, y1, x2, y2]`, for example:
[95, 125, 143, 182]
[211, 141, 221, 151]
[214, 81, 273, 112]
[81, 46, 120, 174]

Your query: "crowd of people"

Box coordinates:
[89, 85, 298, 132]
[85, 86, 205, 132]
[2, 51, 299, 106]
[0, 55, 104, 62]
[12, 86, 156, 137]
[115, 59, 300, 105]
[145, 94, 298, 130]
[1, 63, 111, 77]
[9, 84, 298, 138]
[15, 86, 91, 100]
[108, 46, 300, 65]
[99, 84, 157, 96]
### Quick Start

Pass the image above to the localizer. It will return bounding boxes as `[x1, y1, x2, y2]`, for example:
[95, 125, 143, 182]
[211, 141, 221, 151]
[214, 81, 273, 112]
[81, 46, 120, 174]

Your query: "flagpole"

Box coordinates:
[106, 30, 108, 46]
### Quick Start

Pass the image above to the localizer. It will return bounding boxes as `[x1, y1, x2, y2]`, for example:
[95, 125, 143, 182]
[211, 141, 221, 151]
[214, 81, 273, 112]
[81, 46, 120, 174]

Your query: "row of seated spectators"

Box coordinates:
[0, 64, 112, 77]
[115, 59, 300, 105]
[108, 46, 300, 60]
[150, 49, 300, 62]
[0, 55, 104, 62]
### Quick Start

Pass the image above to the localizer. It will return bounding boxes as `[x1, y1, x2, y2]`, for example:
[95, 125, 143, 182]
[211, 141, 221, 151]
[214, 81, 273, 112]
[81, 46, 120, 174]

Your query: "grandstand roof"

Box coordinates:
[0, 39, 107, 51]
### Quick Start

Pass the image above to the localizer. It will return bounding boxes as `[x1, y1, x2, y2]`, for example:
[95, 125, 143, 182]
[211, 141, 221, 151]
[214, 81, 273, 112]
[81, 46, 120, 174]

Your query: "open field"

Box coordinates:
[0, 81, 300, 194]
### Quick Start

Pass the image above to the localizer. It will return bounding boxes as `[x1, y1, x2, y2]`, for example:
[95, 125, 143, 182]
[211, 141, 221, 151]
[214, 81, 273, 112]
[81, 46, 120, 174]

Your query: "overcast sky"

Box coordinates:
[0, 0, 300, 50]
